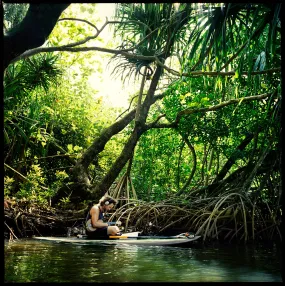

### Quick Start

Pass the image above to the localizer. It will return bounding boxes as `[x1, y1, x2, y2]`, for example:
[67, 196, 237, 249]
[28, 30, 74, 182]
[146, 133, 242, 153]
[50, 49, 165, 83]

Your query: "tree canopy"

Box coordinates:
[4, 3, 281, 242]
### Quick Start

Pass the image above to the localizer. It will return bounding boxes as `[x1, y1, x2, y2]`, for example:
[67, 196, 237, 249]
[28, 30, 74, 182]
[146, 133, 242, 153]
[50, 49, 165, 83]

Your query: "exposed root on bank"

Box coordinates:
[4, 181, 282, 243]
[4, 199, 87, 239]
[108, 192, 282, 243]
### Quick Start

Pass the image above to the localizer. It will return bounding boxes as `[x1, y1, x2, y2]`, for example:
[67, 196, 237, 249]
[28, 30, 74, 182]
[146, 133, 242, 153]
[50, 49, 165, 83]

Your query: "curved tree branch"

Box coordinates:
[115, 94, 138, 121]
[8, 29, 280, 78]
[58, 17, 99, 32]
[9, 45, 156, 66]
[212, 132, 255, 184]
[7, 12, 280, 78]
[58, 19, 110, 48]
[146, 92, 275, 129]
[175, 136, 197, 196]
[155, 56, 280, 77]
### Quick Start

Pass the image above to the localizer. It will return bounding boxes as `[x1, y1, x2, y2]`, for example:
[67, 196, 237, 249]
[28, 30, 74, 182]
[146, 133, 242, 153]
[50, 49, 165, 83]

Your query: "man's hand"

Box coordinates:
[116, 220, 122, 226]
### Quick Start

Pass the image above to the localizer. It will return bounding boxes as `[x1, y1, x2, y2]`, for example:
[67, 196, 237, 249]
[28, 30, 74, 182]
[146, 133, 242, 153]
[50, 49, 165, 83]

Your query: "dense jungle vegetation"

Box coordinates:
[3, 3, 282, 243]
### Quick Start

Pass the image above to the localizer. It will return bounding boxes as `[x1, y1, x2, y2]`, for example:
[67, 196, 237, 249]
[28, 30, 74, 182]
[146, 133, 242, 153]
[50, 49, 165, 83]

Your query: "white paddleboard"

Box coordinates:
[33, 235, 201, 246]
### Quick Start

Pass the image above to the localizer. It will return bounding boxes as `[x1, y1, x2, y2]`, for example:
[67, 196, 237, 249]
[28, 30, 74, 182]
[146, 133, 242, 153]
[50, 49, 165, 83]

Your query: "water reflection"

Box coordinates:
[4, 239, 282, 282]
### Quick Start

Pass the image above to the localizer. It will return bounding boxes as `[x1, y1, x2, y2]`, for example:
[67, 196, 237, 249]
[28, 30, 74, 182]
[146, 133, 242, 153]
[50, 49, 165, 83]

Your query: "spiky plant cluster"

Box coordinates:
[4, 53, 63, 162]
[4, 53, 62, 103]
[109, 3, 191, 84]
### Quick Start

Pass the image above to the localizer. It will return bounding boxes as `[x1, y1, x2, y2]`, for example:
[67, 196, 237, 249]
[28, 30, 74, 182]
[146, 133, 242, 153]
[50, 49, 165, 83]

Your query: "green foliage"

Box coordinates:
[130, 60, 280, 199]
[111, 3, 192, 83]
[4, 5, 124, 202]
[178, 4, 281, 76]
[50, 170, 69, 194]
[3, 3, 29, 33]
[58, 197, 71, 209]
[49, 3, 98, 46]
[108, 3, 281, 204]
[4, 176, 15, 198]
[4, 53, 62, 106]
[16, 164, 51, 205]
[4, 3, 281, 222]
[132, 128, 182, 200]
[4, 53, 63, 168]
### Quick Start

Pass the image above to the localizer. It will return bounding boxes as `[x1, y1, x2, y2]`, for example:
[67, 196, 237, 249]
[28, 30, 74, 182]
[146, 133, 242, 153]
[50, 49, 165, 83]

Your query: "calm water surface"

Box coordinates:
[4, 238, 282, 282]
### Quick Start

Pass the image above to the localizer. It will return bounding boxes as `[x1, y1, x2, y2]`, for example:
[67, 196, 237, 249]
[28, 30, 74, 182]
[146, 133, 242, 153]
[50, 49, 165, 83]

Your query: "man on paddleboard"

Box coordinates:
[85, 195, 121, 239]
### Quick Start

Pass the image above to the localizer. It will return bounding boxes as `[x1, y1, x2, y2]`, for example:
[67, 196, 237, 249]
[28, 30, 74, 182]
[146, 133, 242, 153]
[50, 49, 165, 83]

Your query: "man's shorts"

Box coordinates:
[86, 227, 108, 239]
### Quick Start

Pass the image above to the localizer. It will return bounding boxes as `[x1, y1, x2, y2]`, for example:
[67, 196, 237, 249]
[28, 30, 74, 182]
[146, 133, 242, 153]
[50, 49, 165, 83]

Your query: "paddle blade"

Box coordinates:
[109, 231, 142, 239]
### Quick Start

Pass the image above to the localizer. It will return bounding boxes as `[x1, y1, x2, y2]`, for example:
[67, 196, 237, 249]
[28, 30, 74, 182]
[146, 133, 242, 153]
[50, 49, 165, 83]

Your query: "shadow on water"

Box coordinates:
[4, 238, 282, 282]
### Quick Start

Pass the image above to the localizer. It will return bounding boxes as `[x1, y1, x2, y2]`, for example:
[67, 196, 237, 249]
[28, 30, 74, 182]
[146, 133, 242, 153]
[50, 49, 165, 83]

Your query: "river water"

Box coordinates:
[4, 238, 282, 282]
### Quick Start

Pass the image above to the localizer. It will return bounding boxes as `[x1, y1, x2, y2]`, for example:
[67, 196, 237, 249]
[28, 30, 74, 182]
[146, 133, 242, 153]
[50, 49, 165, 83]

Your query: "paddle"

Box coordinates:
[109, 232, 196, 240]
[109, 231, 142, 239]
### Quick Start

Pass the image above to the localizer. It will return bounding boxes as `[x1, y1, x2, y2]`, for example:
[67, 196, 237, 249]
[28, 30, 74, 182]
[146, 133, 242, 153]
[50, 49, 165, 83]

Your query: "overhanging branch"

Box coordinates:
[13, 42, 280, 78]
[8, 17, 280, 79]
[146, 91, 275, 129]
[155, 56, 280, 77]
[8, 17, 280, 82]
[10, 45, 155, 65]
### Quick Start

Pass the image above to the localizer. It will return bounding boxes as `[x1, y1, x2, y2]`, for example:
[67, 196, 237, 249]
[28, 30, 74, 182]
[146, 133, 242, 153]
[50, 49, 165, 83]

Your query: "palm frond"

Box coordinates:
[111, 3, 193, 83]
[179, 3, 280, 73]
[22, 53, 63, 92]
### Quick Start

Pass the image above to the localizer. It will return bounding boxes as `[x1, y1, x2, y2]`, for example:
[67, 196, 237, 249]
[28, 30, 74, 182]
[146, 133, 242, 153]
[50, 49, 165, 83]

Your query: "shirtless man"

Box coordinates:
[85, 195, 121, 239]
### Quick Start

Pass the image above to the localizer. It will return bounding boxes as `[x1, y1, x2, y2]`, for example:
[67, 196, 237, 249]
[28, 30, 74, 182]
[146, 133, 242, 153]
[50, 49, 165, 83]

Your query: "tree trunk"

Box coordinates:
[70, 4, 191, 197]
[93, 66, 163, 195]
[70, 92, 166, 186]
[70, 109, 136, 185]
[212, 132, 254, 184]
[176, 136, 197, 196]
[4, 3, 69, 69]
[93, 126, 144, 194]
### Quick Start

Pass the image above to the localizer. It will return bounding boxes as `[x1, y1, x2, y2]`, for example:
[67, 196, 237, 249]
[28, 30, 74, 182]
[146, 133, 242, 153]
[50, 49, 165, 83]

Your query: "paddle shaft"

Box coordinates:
[109, 235, 194, 239]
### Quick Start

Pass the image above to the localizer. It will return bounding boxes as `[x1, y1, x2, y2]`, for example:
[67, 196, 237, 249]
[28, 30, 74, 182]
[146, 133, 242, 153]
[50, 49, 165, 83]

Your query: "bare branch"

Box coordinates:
[115, 94, 139, 121]
[116, 92, 162, 121]
[10, 18, 165, 64]
[11, 41, 280, 78]
[53, 18, 110, 49]
[155, 57, 180, 76]
[156, 55, 281, 77]
[58, 17, 99, 32]
[10, 45, 155, 65]
[189, 68, 281, 76]
[156, 57, 280, 77]
[147, 113, 167, 126]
